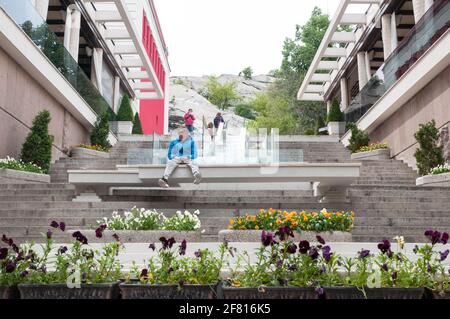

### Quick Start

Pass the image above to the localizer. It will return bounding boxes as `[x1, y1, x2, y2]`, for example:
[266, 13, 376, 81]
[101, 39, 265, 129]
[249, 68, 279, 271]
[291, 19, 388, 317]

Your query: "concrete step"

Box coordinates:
[352, 235, 426, 242]
[351, 209, 450, 218]
[352, 202, 450, 210]
[354, 216, 450, 226]
[0, 195, 74, 201]
[0, 189, 75, 196]
[111, 189, 314, 197]
[350, 195, 450, 203]
[0, 183, 74, 190]
[351, 226, 450, 235]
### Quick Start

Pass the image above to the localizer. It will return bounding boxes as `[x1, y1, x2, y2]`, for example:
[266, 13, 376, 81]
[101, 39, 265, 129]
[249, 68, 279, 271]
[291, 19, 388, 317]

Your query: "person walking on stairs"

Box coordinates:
[158, 127, 202, 188]
[184, 109, 196, 134]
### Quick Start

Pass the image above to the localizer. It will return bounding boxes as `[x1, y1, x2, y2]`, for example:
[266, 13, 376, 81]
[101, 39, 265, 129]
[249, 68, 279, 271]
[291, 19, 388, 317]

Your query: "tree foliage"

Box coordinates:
[90, 112, 112, 150]
[239, 67, 253, 80]
[414, 120, 444, 176]
[204, 76, 240, 110]
[132, 112, 144, 135]
[327, 99, 344, 123]
[117, 95, 134, 122]
[20, 110, 54, 173]
[347, 123, 370, 153]
[248, 8, 330, 134]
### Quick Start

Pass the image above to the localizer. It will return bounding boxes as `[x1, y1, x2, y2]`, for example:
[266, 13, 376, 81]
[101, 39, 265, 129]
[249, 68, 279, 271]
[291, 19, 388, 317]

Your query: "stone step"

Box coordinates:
[350, 196, 450, 203]
[349, 189, 450, 196]
[351, 226, 450, 235]
[352, 202, 450, 210]
[351, 235, 426, 242]
[0, 183, 73, 190]
[0, 195, 74, 202]
[354, 217, 450, 226]
[0, 189, 75, 196]
[351, 210, 450, 218]
[111, 189, 314, 197]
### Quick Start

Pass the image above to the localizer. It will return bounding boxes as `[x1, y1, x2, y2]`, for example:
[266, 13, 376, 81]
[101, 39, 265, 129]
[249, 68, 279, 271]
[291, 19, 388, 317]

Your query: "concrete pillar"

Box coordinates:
[326, 100, 332, 114]
[35, 0, 49, 20]
[425, 0, 434, 12]
[163, 74, 170, 135]
[113, 76, 121, 113]
[390, 13, 398, 52]
[90, 48, 104, 94]
[381, 14, 392, 59]
[412, 0, 425, 23]
[364, 52, 372, 81]
[63, 8, 72, 51]
[69, 6, 81, 62]
[340, 78, 348, 111]
[357, 52, 369, 90]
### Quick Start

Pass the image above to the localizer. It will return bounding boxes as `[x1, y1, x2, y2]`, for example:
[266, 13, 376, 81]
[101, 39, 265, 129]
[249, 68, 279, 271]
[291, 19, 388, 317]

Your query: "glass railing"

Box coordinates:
[0, 0, 116, 120]
[127, 128, 304, 165]
[345, 0, 450, 124]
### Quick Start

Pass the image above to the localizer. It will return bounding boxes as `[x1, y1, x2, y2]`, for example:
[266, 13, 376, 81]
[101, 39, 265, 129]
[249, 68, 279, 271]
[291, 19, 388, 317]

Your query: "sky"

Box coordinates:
[153, 0, 341, 76]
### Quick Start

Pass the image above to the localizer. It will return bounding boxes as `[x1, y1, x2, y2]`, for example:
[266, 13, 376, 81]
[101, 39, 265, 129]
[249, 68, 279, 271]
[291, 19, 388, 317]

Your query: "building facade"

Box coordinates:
[298, 0, 450, 169]
[0, 0, 170, 161]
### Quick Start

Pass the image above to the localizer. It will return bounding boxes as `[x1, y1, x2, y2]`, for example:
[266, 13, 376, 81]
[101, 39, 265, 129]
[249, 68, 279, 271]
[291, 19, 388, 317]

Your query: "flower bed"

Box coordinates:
[218, 230, 352, 243]
[71, 145, 110, 159]
[416, 172, 450, 187]
[99, 207, 202, 232]
[351, 143, 390, 161]
[0, 156, 44, 174]
[431, 164, 450, 175]
[355, 142, 389, 153]
[228, 208, 353, 232]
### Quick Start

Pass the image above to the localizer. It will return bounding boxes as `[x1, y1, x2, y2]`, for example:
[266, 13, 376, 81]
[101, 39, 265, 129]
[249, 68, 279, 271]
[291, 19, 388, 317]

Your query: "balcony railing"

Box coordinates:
[345, 0, 450, 124]
[0, 0, 116, 120]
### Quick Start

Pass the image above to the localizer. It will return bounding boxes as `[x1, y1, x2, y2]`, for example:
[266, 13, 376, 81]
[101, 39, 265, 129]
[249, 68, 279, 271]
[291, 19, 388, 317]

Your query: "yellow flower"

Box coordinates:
[255, 225, 260, 230]
[276, 219, 282, 225]
[336, 212, 343, 217]
[303, 216, 308, 222]
[230, 219, 235, 225]
[232, 280, 241, 288]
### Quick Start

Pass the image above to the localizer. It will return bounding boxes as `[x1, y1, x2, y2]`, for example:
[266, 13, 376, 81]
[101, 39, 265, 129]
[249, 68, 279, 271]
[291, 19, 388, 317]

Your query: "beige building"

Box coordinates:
[0, 0, 170, 161]
[298, 0, 450, 169]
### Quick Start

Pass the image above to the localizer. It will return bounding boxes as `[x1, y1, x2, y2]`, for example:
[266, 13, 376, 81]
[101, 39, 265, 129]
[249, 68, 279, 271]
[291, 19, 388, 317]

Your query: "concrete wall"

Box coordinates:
[0, 47, 90, 162]
[370, 65, 450, 169]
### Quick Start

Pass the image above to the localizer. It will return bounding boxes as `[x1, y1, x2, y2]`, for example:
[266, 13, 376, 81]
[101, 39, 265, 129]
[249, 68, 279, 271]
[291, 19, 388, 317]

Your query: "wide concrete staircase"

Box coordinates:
[3, 135, 450, 244]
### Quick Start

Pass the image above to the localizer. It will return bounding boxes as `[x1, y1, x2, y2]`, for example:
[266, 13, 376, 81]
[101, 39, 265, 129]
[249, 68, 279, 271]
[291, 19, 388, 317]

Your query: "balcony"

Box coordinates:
[0, 0, 116, 120]
[344, 0, 450, 124]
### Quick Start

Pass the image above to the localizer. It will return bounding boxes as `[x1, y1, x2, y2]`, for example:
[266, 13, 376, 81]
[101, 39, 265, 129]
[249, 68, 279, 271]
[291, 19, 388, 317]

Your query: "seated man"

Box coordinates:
[158, 128, 202, 188]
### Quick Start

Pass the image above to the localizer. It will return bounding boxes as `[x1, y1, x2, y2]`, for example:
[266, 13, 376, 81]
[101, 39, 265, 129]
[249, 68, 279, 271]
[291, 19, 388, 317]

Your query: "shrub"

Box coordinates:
[356, 142, 389, 153]
[414, 120, 445, 176]
[431, 164, 450, 175]
[0, 156, 44, 174]
[327, 98, 344, 123]
[234, 104, 255, 120]
[117, 95, 134, 122]
[347, 123, 370, 153]
[132, 112, 143, 134]
[20, 110, 53, 173]
[90, 112, 111, 150]
[204, 76, 240, 110]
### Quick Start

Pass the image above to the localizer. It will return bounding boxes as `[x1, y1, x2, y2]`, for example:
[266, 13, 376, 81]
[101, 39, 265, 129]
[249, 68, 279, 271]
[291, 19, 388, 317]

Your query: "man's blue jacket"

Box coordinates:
[167, 137, 197, 160]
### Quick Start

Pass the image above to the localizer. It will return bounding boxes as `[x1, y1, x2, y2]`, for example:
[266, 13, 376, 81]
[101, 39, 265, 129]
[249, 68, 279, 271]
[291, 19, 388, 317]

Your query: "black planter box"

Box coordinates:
[120, 283, 218, 299]
[18, 283, 120, 299]
[0, 286, 20, 299]
[222, 286, 317, 299]
[324, 287, 425, 299]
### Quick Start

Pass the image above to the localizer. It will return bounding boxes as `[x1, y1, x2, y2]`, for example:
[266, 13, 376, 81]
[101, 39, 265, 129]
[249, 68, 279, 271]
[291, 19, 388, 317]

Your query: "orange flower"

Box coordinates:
[255, 225, 260, 230]
[303, 216, 308, 222]
[276, 219, 282, 225]
[230, 219, 235, 225]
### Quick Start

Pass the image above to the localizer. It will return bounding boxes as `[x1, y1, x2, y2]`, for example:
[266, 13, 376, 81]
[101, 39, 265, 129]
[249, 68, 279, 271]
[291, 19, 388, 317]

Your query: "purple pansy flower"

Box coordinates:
[440, 250, 449, 261]
[179, 240, 187, 256]
[0, 247, 7, 260]
[359, 249, 370, 259]
[316, 235, 326, 245]
[261, 231, 275, 247]
[149, 243, 156, 251]
[299, 240, 310, 254]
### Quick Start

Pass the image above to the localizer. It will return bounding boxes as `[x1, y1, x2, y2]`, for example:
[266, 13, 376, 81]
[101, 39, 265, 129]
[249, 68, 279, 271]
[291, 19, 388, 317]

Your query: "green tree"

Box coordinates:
[327, 98, 344, 123]
[239, 67, 253, 80]
[414, 120, 444, 176]
[117, 95, 134, 121]
[248, 7, 330, 134]
[347, 123, 370, 153]
[234, 104, 256, 120]
[205, 76, 240, 110]
[90, 112, 112, 150]
[20, 110, 54, 173]
[132, 112, 144, 134]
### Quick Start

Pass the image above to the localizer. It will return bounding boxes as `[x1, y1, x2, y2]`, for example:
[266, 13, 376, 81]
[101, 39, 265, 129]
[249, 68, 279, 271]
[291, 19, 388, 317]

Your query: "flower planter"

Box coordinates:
[120, 283, 218, 299]
[79, 230, 202, 243]
[327, 122, 346, 136]
[18, 283, 120, 299]
[218, 230, 352, 243]
[109, 121, 133, 135]
[0, 168, 50, 184]
[416, 173, 450, 187]
[351, 148, 390, 161]
[323, 286, 365, 299]
[71, 147, 109, 159]
[222, 286, 317, 299]
[324, 286, 424, 299]
[0, 286, 20, 299]
[426, 288, 450, 299]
